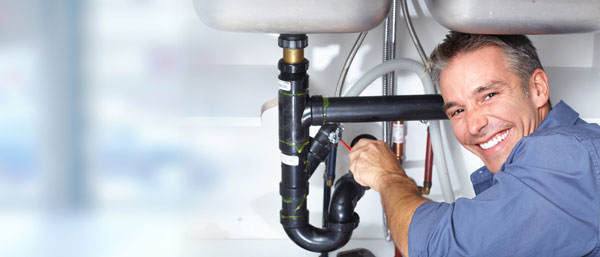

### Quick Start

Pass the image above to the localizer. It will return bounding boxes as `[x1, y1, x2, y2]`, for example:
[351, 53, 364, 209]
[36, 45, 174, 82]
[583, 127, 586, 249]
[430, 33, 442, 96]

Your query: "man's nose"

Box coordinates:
[466, 110, 488, 135]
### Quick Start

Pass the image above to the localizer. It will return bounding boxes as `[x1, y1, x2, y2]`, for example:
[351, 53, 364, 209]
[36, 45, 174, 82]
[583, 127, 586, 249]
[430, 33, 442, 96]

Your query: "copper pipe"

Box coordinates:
[422, 127, 433, 195]
[392, 121, 405, 163]
[283, 49, 304, 64]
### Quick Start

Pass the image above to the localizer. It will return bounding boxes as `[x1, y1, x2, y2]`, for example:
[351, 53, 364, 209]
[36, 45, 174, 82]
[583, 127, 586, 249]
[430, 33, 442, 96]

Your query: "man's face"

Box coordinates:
[440, 46, 542, 173]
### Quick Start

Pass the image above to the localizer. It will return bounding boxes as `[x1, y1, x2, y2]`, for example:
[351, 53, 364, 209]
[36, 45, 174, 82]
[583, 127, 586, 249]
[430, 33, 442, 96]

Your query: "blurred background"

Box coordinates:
[2, 1, 245, 256]
[2, 0, 599, 256]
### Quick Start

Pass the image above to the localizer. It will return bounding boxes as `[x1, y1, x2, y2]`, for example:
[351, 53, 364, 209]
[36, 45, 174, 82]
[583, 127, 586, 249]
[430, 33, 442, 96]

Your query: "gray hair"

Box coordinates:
[429, 32, 544, 96]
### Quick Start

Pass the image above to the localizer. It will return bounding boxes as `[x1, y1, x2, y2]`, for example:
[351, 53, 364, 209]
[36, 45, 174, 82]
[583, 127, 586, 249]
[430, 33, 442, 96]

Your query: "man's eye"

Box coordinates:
[451, 109, 464, 117]
[484, 92, 497, 100]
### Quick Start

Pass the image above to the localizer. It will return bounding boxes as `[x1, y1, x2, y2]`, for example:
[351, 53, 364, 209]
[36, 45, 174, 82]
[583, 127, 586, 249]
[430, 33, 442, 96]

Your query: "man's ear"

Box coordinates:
[528, 68, 550, 108]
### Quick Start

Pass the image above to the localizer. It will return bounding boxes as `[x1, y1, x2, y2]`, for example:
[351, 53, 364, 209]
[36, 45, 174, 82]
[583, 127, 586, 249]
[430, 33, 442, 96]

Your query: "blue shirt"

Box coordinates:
[408, 101, 600, 257]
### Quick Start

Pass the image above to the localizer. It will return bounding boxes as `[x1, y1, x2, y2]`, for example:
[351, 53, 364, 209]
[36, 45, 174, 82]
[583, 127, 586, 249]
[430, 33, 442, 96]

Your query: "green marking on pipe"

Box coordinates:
[322, 97, 329, 125]
[297, 140, 309, 153]
[279, 140, 294, 147]
[295, 194, 307, 211]
[283, 196, 305, 203]
[279, 91, 306, 97]
[281, 214, 302, 219]
[279, 140, 310, 153]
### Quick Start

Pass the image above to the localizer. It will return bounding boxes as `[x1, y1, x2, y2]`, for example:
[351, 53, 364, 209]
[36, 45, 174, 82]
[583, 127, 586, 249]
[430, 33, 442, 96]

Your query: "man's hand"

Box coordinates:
[348, 139, 407, 192]
[348, 138, 428, 257]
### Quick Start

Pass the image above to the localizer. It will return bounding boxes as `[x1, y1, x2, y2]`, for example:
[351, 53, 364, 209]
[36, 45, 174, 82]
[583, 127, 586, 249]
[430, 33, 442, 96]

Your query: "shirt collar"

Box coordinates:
[536, 100, 580, 131]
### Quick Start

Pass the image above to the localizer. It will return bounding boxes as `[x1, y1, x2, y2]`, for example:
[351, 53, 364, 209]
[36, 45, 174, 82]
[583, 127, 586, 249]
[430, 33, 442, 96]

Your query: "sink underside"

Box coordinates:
[195, 0, 600, 35]
[193, 0, 392, 34]
[425, 0, 600, 34]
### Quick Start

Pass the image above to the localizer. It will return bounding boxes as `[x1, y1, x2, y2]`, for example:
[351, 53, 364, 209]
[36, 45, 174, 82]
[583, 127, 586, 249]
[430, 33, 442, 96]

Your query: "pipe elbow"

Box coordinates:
[281, 173, 364, 253]
[328, 174, 366, 223]
[284, 225, 353, 253]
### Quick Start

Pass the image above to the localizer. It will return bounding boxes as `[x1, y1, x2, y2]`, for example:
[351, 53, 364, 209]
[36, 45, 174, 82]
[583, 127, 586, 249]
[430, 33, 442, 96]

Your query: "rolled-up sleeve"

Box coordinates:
[408, 133, 599, 257]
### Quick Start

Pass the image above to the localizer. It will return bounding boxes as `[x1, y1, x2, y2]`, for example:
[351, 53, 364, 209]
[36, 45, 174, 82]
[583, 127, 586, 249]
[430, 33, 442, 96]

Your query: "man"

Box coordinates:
[349, 32, 600, 256]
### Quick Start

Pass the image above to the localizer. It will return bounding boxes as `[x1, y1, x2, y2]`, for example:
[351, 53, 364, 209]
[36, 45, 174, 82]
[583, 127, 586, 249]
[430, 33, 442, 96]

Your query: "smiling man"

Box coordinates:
[349, 32, 600, 256]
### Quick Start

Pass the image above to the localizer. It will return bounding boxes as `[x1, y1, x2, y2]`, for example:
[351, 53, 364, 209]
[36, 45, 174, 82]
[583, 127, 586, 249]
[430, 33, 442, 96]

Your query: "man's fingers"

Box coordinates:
[349, 152, 357, 172]
[348, 143, 366, 162]
[347, 139, 393, 190]
[348, 139, 381, 159]
[351, 138, 376, 150]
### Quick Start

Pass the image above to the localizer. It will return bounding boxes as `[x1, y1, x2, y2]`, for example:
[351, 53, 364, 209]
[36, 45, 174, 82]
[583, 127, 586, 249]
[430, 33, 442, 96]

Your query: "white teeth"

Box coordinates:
[480, 130, 509, 150]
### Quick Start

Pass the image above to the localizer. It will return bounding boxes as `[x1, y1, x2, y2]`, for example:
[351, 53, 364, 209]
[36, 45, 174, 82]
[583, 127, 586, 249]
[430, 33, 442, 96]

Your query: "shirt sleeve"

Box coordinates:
[408, 132, 599, 257]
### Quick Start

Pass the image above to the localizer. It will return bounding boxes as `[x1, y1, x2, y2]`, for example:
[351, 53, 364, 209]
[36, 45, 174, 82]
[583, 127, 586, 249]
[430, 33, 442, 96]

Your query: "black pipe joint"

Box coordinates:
[279, 34, 308, 49]
[280, 182, 309, 228]
[278, 59, 309, 75]
[327, 173, 366, 229]
[306, 124, 339, 178]
[303, 95, 325, 126]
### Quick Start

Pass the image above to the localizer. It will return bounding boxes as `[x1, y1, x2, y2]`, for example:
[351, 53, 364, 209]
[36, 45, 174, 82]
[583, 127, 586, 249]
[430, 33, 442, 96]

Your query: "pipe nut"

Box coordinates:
[278, 34, 308, 49]
[326, 213, 360, 232]
[278, 59, 309, 74]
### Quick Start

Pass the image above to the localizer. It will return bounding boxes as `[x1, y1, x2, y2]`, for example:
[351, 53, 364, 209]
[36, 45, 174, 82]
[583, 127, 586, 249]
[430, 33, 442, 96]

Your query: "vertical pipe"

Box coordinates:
[321, 143, 337, 257]
[387, 0, 397, 98]
[278, 34, 310, 233]
[326, 144, 337, 188]
[335, 32, 368, 97]
[382, 0, 398, 243]
[382, 0, 397, 146]
[400, 0, 428, 65]
[422, 128, 433, 195]
[322, 174, 331, 257]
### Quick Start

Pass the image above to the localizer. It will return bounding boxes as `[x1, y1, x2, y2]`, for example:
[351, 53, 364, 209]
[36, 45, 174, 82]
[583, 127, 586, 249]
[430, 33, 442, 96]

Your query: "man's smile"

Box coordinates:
[478, 129, 510, 150]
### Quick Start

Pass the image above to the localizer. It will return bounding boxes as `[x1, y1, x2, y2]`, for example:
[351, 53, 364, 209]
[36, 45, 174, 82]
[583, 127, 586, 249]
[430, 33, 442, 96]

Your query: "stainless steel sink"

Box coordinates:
[425, 0, 600, 34]
[193, 0, 392, 34]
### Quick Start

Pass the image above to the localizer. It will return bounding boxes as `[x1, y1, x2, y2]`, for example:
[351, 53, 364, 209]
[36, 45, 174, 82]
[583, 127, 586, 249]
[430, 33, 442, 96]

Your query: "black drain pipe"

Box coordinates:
[279, 35, 366, 252]
[278, 34, 447, 253]
[305, 94, 446, 125]
[277, 34, 327, 252]
[285, 172, 367, 252]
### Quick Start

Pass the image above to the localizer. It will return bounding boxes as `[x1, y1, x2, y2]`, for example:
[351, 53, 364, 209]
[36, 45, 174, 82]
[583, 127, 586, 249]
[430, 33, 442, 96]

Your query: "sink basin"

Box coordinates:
[425, 0, 600, 34]
[193, 0, 392, 34]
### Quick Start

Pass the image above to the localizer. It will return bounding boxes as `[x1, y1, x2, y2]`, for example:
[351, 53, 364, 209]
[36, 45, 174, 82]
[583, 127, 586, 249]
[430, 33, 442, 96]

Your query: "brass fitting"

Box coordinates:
[420, 187, 431, 195]
[283, 49, 304, 64]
